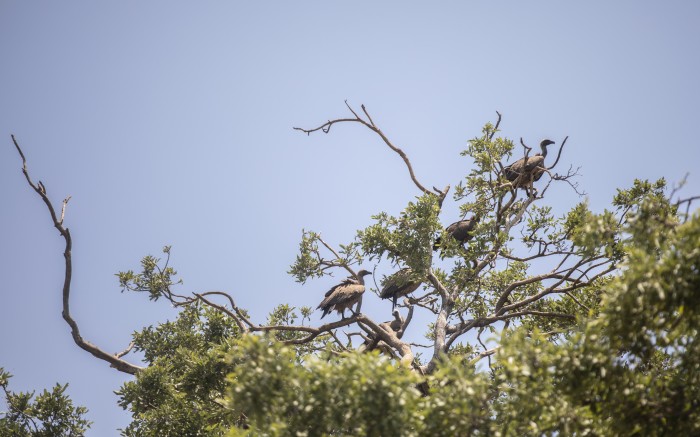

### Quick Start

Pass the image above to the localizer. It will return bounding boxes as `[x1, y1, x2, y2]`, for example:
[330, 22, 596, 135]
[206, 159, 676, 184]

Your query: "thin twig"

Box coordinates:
[547, 136, 569, 170]
[317, 235, 357, 278]
[565, 291, 591, 312]
[60, 196, 72, 225]
[115, 342, 135, 358]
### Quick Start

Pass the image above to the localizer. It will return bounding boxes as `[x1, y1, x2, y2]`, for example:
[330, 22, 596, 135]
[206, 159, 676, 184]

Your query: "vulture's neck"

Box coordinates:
[540, 144, 549, 158]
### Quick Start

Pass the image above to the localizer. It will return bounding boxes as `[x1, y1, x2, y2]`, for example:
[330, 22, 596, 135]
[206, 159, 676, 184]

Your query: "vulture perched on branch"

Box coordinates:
[433, 216, 479, 250]
[379, 268, 421, 309]
[317, 269, 372, 319]
[503, 139, 555, 188]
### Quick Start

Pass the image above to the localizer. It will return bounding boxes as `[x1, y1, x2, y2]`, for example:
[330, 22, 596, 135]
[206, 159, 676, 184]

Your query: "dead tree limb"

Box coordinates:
[547, 136, 569, 170]
[12, 135, 143, 375]
[294, 101, 449, 201]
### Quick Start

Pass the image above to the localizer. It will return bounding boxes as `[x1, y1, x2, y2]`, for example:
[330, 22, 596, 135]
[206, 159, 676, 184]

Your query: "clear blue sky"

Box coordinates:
[1, 2, 699, 434]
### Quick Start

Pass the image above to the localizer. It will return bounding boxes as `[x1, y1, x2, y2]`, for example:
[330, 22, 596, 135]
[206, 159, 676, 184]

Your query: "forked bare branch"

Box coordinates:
[294, 101, 446, 200]
[12, 135, 143, 375]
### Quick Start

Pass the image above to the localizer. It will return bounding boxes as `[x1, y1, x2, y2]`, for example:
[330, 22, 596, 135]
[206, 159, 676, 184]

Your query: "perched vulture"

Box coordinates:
[317, 269, 372, 319]
[379, 268, 421, 309]
[433, 216, 479, 250]
[503, 139, 555, 188]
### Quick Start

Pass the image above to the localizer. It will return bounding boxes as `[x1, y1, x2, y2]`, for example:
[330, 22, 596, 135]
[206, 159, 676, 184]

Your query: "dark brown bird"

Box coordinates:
[379, 268, 421, 309]
[433, 216, 479, 250]
[503, 139, 555, 188]
[317, 269, 372, 319]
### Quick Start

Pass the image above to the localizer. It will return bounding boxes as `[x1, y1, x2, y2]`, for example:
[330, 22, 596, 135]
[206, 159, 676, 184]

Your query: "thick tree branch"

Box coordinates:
[356, 314, 414, 365]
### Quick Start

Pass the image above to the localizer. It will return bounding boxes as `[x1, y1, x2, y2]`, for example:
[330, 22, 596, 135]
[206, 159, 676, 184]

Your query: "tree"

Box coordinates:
[7, 104, 699, 435]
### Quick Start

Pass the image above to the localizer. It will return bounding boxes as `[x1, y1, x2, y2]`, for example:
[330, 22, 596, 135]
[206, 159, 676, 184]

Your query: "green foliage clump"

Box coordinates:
[225, 335, 495, 436]
[358, 193, 441, 275]
[117, 246, 182, 301]
[288, 230, 364, 284]
[227, 336, 424, 436]
[0, 369, 90, 437]
[116, 305, 242, 436]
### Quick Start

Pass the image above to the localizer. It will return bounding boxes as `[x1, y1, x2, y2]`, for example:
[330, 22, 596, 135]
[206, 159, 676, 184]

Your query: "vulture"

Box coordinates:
[317, 269, 372, 319]
[379, 268, 421, 309]
[433, 216, 479, 250]
[503, 139, 555, 188]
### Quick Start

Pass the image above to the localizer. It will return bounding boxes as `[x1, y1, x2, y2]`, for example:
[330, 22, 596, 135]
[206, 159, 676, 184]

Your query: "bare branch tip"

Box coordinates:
[11, 134, 28, 164]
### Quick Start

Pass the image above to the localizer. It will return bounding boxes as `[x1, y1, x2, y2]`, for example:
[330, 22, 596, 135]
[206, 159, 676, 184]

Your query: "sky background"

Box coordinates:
[1, 2, 699, 435]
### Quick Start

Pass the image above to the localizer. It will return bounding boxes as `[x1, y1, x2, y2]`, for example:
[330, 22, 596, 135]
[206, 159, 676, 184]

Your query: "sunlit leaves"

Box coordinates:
[117, 305, 242, 436]
[288, 230, 363, 284]
[605, 212, 700, 360]
[357, 193, 441, 275]
[117, 246, 182, 301]
[288, 230, 324, 283]
[0, 369, 91, 436]
[226, 336, 425, 436]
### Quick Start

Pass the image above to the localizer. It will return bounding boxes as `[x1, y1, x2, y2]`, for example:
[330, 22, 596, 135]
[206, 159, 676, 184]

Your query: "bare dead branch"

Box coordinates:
[551, 165, 585, 195]
[357, 314, 414, 365]
[519, 137, 532, 156]
[12, 135, 143, 375]
[294, 102, 441, 197]
[677, 195, 700, 221]
[396, 304, 414, 339]
[293, 118, 358, 135]
[115, 342, 135, 359]
[360, 104, 375, 127]
[344, 100, 361, 119]
[60, 196, 71, 225]
[488, 111, 502, 141]
[546, 135, 569, 170]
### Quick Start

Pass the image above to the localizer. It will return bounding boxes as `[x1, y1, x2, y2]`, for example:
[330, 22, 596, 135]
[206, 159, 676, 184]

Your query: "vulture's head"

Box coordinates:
[540, 139, 555, 153]
[357, 269, 372, 278]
